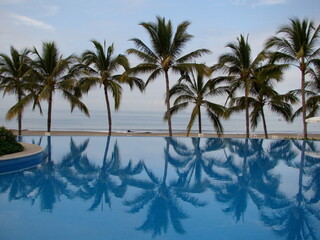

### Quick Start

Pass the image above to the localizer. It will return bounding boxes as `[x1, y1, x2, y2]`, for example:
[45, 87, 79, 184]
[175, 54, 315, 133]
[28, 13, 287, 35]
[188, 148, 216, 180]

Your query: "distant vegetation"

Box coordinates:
[0, 17, 319, 138]
[0, 126, 24, 156]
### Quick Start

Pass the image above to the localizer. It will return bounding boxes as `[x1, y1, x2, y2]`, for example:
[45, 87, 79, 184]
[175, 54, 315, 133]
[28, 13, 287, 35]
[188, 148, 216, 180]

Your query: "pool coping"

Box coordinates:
[0, 142, 44, 161]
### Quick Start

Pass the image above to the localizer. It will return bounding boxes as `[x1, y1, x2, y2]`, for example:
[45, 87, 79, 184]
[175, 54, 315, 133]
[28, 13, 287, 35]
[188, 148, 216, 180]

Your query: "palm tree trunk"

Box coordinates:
[102, 136, 111, 166]
[301, 66, 307, 139]
[243, 138, 248, 178]
[47, 136, 52, 162]
[163, 140, 169, 183]
[245, 79, 250, 138]
[165, 70, 173, 137]
[198, 105, 202, 134]
[104, 84, 112, 136]
[261, 108, 268, 139]
[18, 94, 22, 136]
[297, 141, 306, 206]
[47, 92, 53, 132]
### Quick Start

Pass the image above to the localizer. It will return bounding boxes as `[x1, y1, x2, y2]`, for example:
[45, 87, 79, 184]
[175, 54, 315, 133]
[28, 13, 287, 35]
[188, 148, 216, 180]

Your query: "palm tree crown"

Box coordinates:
[127, 16, 210, 136]
[33, 41, 89, 132]
[265, 18, 320, 138]
[248, 64, 297, 138]
[216, 34, 265, 138]
[79, 40, 144, 135]
[168, 68, 227, 136]
[0, 46, 33, 135]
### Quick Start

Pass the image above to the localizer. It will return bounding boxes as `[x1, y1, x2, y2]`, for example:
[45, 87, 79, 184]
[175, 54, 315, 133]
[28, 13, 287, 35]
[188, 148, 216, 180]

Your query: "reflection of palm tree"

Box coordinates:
[0, 138, 44, 201]
[124, 139, 206, 237]
[171, 138, 230, 192]
[0, 171, 33, 201]
[215, 139, 280, 222]
[59, 138, 96, 188]
[30, 136, 73, 212]
[304, 143, 320, 205]
[261, 140, 320, 239]
[79, 136, 143, 211]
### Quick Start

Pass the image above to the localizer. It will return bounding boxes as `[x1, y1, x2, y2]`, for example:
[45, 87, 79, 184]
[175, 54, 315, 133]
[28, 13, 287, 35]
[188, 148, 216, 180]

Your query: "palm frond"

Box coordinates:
[62, 90, 90, 117]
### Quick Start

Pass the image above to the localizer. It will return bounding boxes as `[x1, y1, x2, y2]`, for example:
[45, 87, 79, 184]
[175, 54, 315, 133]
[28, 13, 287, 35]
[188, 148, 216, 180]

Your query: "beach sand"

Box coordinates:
[10, 129, 320, 140]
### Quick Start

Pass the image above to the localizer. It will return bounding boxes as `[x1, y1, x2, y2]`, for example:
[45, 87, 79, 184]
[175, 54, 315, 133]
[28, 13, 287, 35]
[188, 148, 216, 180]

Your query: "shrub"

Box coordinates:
[0, 126, 24, 156]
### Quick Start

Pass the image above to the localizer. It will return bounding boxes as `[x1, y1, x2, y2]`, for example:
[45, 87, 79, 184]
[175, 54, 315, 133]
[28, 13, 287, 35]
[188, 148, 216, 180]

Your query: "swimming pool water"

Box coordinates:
[0, 136, 319, 240]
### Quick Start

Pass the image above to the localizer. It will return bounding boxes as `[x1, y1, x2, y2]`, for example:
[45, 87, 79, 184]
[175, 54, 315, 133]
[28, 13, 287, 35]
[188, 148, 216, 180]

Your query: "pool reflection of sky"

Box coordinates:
[0, 136, 319, 240]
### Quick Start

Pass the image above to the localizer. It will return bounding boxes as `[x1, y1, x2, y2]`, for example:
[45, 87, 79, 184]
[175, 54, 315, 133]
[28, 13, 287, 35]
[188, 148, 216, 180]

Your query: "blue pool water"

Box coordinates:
[0, 136, 320, 240]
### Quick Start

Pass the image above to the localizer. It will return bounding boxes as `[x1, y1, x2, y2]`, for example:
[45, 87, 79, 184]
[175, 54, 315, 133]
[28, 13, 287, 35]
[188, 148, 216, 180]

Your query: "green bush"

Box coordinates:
[0, 126, 24, 156]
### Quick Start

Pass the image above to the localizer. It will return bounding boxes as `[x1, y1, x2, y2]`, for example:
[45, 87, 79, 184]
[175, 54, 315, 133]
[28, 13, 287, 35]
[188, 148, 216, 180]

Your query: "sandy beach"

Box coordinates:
[10, 129, 320, 140]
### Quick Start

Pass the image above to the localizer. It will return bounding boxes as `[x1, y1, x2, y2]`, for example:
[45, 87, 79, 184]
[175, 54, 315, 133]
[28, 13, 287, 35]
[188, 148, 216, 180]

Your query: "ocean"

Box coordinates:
[0, 108, 319, 135]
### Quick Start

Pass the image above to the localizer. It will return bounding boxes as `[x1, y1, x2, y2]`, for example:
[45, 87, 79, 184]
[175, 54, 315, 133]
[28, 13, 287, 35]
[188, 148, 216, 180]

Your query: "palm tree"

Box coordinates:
[292, 65, 320, 120]
[215, 34, 265, 138]
[32, 41, 89, 132]
[0, 47, 34, 135]
[265, 18, 320, 138]
[79, 40, 144, 135]
[248, 64, 298, 138]
[127, 16, 210, 136]
[168, 68, 227, 136]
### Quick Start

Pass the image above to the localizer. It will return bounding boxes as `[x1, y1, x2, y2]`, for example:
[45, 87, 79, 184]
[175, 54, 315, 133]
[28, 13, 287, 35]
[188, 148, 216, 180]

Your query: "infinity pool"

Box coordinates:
[1, 136, 319, 240]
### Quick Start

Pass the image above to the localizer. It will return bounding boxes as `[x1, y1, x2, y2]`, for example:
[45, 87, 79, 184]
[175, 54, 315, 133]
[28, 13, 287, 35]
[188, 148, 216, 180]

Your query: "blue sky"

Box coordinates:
[0, 0, 319, 114]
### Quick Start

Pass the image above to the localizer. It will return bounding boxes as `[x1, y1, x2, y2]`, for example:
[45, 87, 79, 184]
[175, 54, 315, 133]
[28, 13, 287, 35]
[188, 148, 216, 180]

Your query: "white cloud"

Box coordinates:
[230, 0, 287, 6]
[43, 5, 59, 16]
[10, 13, 55, 31]
[0, 0, 24, 4]
[230, 0, 248, 5]
[255, 0, 287, 6]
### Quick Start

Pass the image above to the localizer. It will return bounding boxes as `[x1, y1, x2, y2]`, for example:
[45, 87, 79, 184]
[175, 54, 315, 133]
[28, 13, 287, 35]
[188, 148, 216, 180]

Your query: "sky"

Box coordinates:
[0, 0, 320, 115]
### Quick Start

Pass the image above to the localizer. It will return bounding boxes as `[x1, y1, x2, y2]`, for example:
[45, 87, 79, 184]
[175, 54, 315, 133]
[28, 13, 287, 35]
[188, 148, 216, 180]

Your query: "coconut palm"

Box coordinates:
[215, 34, 265, 138]
[31, 41, 89, 132]
[265, 18, 320, 138]
[168, 68, 227, 136]
[78, 40, 144, 135]
[0, 47, 34, 135]
[127, 16, 210, 136]
[248, 64, 298, 138]
[250, 65, 298, 138]
[292, 65, 320, 120]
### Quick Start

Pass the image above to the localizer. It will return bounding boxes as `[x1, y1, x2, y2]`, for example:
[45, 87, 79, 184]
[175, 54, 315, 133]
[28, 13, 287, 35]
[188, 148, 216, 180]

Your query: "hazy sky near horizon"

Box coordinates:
[0, 0, 320, 114]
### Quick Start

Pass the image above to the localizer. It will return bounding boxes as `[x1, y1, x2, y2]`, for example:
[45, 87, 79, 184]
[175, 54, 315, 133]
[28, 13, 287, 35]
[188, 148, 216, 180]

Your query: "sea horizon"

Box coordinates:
[1, 108, 319, 135]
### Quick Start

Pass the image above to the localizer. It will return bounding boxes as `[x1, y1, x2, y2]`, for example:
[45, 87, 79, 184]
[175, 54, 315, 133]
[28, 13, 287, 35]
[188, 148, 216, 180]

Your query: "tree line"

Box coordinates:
[0, 16, 319, 138]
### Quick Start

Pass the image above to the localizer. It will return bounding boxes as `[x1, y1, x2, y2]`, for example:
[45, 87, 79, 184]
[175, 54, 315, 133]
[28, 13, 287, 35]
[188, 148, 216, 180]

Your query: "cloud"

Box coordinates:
[230, 0, 287, 6]
[42, 5, 59, 16]
[0, 0, 24, 4]
[230, 0, 248, 5]
[10, 13, 55, 31]
[254, 0, 287, 6]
